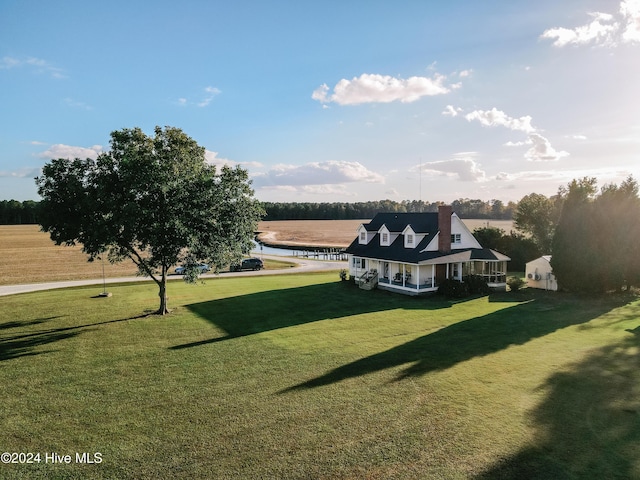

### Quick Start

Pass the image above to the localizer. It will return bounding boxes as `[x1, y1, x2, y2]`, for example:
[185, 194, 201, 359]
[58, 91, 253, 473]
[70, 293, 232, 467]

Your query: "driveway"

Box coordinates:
[0, 255, 347, 297]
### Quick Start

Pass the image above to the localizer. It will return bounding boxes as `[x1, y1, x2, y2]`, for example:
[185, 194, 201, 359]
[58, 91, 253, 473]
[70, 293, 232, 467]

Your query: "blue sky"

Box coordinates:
[1, 0, 639, 203]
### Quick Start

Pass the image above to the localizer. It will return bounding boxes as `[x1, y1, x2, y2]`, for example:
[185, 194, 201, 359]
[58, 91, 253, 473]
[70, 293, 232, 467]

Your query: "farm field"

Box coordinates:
[0, 225, 294, 286]
[1, 219, 514, 286]
[256, 218, 515, 248]
[1, 272, 638, 478]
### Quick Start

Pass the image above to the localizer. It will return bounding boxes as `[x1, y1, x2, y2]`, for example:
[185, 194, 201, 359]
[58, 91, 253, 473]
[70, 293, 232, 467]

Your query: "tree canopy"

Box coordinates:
[513, 192, 563, 253]
[551, 176, 640, 293]
[36, 126, 263, 314]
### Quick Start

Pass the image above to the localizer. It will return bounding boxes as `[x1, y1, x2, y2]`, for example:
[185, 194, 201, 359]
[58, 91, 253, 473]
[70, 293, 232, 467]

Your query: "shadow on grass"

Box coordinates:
[170, 282, 453, 350]
[0, 316, 60, 330]
[0, 313, 153, 362]
[474, 331, 640, 479]
[282, 292, 630, 391]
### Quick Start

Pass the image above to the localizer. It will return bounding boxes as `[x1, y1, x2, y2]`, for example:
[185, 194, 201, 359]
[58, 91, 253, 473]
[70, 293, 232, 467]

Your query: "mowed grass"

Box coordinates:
[1, 272, 639, 479]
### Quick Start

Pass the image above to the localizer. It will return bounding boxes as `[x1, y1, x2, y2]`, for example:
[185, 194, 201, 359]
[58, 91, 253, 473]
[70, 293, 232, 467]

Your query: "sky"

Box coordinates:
[1, 0, 639, 204]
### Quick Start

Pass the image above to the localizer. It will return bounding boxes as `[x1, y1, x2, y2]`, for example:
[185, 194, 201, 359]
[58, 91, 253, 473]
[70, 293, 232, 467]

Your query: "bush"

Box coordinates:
[339, 269, 348, 281]
[507, 276, 526, 292]
[463, 275, 490, 295]
[437, 279, 469, 298]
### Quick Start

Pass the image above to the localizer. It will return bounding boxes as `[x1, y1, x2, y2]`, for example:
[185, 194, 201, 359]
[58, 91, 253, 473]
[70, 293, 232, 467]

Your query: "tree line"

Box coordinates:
[262, 198, 516, 220]
[0, 200, 41, 224]
[475, 175, 640, 293]
[1, 198, 517, 224]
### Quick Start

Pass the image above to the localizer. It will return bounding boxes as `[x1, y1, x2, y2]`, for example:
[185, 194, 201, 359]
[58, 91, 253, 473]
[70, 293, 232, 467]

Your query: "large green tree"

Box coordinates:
[36, 126, 264, 314]
[549, 176, 640, 293]
[513, 192, 563, 252]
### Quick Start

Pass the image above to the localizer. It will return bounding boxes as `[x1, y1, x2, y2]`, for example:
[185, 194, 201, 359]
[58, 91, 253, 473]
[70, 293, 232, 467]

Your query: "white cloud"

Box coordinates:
[204, 150, 262, 169]
[197, 86, 221, 107]
[442, 105, 462, 117]
[417, 153, 487, 182]
[565, 134, 588, 140]
[541, 1, 640, 47]
[312, 73, 452, 105]
[621, 0, 640, 41]
[253, 160, 385, 188]
[37, 144, 103, 160]
[0, 56, 66, 78]
[177, 86, 221, 107]
[465, 107, 535, 133]
[459, 106, 570, 163]
[524, 133, 570, 162]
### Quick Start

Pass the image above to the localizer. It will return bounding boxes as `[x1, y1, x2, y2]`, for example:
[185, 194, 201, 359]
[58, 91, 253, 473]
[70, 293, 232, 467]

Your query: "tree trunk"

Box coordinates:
[157, 273, 169, 315]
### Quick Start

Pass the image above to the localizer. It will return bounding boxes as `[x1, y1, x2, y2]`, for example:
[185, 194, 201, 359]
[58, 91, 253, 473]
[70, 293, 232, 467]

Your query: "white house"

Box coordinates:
[344, 206, 510, 295]
[525, 255, 558, 291]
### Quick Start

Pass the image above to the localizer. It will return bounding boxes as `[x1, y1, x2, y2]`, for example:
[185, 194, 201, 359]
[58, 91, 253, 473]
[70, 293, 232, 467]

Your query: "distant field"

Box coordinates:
[2, 219, 515, 285]
[0, 225, 294, 286]
[0, 225, 139, 286]
[256, 219, 515, 248]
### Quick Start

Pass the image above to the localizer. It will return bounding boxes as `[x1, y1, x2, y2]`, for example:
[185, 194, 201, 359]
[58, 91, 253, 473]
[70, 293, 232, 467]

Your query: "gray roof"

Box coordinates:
[363, 212, 440, 234]
[346, 212, 510, 264]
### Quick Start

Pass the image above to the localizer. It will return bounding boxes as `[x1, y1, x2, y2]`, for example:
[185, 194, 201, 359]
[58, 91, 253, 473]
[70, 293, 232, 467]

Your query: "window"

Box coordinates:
[406, 234, 413, 245]
[360, 231, 366, 242]
[451, 233, 461, 244]
[382, 233, 388, 243]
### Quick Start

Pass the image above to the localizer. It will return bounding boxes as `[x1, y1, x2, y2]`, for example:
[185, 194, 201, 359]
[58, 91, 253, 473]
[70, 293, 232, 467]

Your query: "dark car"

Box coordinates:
[231, 258, 264, 271]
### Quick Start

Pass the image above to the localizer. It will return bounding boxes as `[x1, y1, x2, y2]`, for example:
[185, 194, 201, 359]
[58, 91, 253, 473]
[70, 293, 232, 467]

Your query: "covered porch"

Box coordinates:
[350, 254, 508, 295]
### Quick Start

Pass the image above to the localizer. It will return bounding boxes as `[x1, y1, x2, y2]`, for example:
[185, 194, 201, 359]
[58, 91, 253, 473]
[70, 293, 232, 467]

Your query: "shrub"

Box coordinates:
[463, 275, 490, 295]
[339, 269, 348, 281]
[438, 279, 469, 298]
[507, 276, 526, 292]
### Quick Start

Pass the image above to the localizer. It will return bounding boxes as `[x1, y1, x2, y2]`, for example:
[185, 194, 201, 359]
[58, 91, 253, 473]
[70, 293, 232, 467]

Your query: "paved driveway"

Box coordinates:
[0, 255, 347, 297]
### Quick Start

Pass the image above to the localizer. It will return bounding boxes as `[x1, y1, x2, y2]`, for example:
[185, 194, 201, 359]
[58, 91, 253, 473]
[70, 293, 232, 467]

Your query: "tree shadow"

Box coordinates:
[0, 316, 60, 330]
[170, 282, 454, 350]
[282, 293, 628, 391]
[0, 313, 153, 362]
[474, 331, 640, 479]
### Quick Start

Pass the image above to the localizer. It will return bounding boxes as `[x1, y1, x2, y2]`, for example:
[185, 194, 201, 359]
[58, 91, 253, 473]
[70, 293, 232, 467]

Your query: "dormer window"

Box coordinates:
[382, 233, 388, 243]
[360, 231, 366, 242]
[407, 234, 414, 245]
[451, 233, 461, 244]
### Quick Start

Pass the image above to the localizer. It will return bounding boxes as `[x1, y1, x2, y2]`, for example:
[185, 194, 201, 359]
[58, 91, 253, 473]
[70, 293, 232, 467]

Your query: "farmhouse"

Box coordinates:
[525, 255, 558, 291]
[344, 206, 510, 295]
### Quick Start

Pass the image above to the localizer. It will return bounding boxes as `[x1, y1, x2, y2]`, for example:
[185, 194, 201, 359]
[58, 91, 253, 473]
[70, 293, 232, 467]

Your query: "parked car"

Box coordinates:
[175, 263, 210, 275]
[231, 258, 264, 271]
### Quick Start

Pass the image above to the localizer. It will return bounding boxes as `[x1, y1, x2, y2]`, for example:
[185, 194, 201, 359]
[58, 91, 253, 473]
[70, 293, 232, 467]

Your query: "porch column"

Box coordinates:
[416, 265, 420, 290]
[431, 264, 435, 287]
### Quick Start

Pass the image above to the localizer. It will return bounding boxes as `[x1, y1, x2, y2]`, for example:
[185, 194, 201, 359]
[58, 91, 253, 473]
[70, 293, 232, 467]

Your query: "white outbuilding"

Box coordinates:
[525, 255, 558, 291]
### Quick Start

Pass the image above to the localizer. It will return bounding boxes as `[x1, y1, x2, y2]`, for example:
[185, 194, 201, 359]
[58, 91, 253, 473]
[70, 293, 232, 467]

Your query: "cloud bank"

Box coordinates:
[462, 107, 568, 162]
[541, 0, 640, 47]
[312, 73, 451, 105]
[37, 144, 103, 160]
[253, 161, 384, 190]
[417, 153, 486, 182]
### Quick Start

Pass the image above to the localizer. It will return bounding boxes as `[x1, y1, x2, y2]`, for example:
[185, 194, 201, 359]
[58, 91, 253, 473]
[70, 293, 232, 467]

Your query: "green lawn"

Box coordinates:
[1, 272, 639, 479]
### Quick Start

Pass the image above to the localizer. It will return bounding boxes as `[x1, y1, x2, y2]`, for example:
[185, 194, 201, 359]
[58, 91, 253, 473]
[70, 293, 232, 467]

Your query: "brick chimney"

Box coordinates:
[438, 205, 452, 253]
